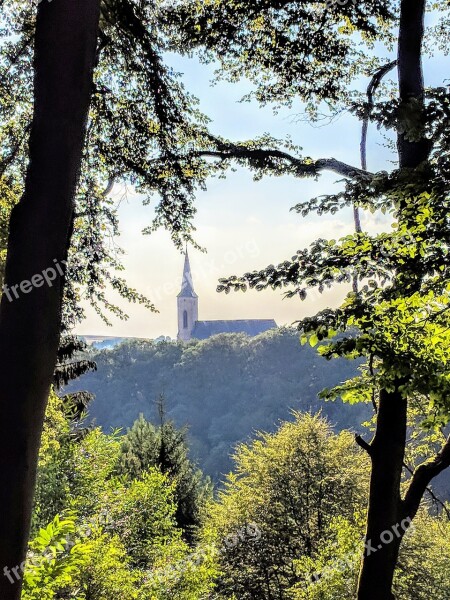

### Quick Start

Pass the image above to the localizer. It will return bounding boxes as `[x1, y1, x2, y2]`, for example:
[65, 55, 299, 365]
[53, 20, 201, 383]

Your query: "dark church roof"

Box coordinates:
[191, 319, 277, 340]
[177, 251, 198, 299]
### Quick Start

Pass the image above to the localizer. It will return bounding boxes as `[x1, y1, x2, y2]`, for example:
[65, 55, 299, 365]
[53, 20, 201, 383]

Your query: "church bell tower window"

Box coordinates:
[183, 310, 188, 329]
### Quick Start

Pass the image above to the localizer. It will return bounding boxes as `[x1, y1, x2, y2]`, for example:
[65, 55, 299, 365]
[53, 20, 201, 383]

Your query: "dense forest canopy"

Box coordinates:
[66, 329, 450, 501]
[65, 328, 369, 478]
[23, 396, 450, 599]
[67, 328, 358, 466]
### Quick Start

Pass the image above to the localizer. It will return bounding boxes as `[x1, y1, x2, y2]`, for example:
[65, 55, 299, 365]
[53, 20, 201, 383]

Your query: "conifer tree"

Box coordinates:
[118, 398, 212, 540]
[118, 414, 160, 480]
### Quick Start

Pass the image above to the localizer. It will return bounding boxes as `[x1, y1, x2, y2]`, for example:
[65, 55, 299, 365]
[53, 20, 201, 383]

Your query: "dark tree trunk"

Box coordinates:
[396, 0, 429, 168]
[357, 1, 428, 599]
[0, 1, 100, 598]
[357, 391, 407, 599]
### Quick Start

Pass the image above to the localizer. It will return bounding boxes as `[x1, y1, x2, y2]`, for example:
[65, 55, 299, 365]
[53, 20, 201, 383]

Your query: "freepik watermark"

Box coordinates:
[2, 259, 67, 303]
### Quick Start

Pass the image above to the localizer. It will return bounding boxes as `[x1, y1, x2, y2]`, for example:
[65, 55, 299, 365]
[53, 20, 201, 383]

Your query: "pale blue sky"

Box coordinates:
[75, 39, 447, 339]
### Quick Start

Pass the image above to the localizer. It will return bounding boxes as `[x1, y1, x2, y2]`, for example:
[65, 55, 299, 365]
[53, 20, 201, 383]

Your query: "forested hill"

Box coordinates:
[67, 328, 369, 480]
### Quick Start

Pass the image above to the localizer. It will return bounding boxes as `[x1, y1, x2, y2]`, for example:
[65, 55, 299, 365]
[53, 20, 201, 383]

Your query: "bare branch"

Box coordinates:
[353, 60, 397, 292]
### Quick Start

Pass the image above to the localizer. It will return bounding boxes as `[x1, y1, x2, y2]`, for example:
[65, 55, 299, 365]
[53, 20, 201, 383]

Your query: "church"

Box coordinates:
[177, 252, 277, 341]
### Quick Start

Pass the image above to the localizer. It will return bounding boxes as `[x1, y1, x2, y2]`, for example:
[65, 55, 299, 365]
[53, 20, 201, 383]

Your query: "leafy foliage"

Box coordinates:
[0, 173, 18, 286]
[290, 509, 450, 600]
[108, 469, 182, 569]
[27, 387, 450, 599]
[0, 0, 223, 329]
[160, 0, 394, 114]
[203, 412, 370, 599]
[218, 164, 450, 429]
[76, 534, 140, 600]
[22, 513, 92, 600]
[153, 0, 450, 435]
[26, 393, 217, 599]
[32, 392, 74, 534]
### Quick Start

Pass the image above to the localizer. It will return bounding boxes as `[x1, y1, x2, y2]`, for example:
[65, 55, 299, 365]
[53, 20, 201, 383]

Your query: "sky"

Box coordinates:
[75, 24, 447, 340]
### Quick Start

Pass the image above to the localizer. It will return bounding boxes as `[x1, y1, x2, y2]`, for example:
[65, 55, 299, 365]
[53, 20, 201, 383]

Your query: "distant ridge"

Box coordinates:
[81, 335, 171, 349]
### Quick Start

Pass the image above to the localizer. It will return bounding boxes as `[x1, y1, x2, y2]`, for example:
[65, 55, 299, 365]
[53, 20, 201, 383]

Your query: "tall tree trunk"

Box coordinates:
[357, 1, 429, 599]
[396, 0, 429, 169]
[0, 1, 100, 598]
[357, 391, 407, 599]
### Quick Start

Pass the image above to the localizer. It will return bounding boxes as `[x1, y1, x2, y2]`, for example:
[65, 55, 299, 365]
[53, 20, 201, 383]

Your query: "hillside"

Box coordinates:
[66, 327, 372, 480]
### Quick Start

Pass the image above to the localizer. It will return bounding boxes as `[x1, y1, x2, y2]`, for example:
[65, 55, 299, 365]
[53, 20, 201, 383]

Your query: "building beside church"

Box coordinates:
[177, 252, 277, 341]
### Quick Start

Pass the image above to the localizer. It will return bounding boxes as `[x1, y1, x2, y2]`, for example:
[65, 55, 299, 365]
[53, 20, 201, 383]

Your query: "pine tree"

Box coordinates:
[118, 414, 159, 480]
[118, 398, 212, 540]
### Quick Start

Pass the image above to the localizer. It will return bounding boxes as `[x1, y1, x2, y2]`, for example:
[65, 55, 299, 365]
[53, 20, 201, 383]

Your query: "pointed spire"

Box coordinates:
[178, 249, 197, 298]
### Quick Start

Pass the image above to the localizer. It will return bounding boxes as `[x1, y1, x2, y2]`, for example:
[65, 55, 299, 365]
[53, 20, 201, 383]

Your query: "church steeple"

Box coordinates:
[177, 250, 197, 299]
[177, 250, 198, 341]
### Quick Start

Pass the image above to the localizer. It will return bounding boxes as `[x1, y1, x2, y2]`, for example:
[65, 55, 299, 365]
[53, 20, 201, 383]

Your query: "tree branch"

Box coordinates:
[102, 177, 115, 197]
[0, 35, 33, 86]
[402, 435, 450, 521]
[360, 60, 397, 173]
[353, 59, 397, 292]
[315, 158, 371, 179]
[192, 148, 372, 180]
[402, 461, 450, 520]
[355, 434, 373, 457]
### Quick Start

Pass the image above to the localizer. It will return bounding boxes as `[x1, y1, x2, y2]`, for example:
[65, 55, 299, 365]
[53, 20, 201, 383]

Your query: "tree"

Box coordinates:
[118, 408, 213, 540]
[160, 1, 450, 597]
[28, 394, 450, 599]
[290, 507, 450, 600]
[118, 414, 160, 480]
[31, 392, 75, 535]
[109, 469, 183, 569]
[203, 412, 370, 599]
[0, 173, 19, 287]
[0, 0, 218, 329]
[26, 394, 217, 599]
[0, 2, 101, 598]
[0, 0, 218, 592]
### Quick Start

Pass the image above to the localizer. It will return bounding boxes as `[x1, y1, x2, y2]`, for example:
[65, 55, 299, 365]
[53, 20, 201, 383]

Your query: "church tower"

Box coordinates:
[177, 251, 198, 341]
